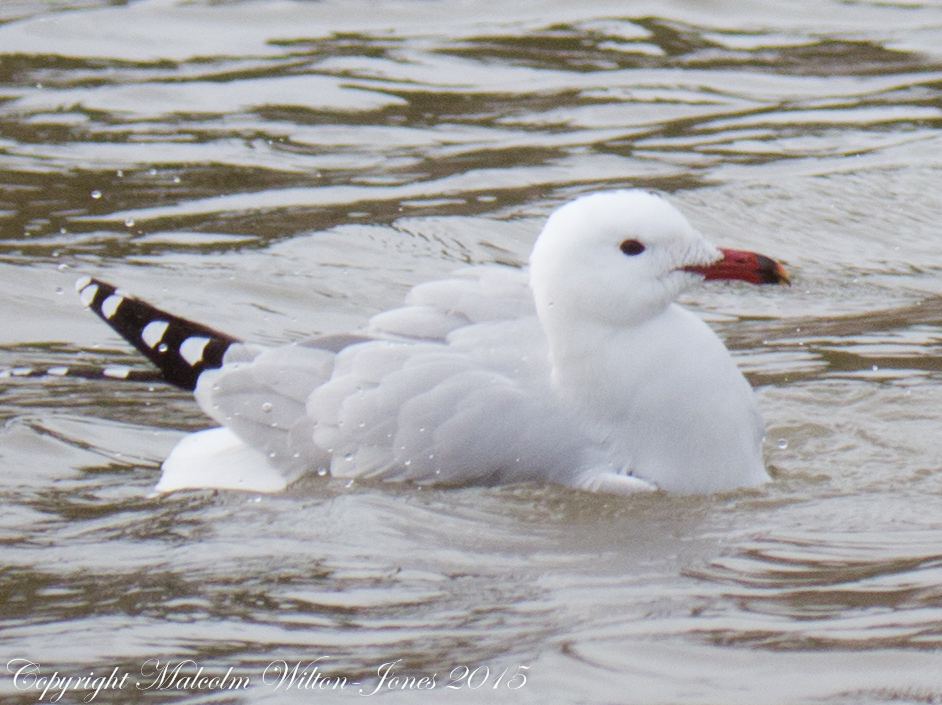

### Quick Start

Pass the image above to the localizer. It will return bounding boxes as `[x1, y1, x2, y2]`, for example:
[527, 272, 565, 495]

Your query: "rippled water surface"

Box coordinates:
[4, 0, 942, 702]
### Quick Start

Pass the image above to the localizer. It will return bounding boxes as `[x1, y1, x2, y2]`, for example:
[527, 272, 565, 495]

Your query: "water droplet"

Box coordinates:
[57, 263, 69, 271]
[116, 169, 124, 178]
[403, 459, 411, 466]
[124, 217, 135, 227]
[358, 421, 366, 428]
[90, 190, 102, 200]
[148, 168, 158, 176]
[59, 227, 67, 234]
[261, 402, 273, 413]
[344, 453, 354, 461]
[268, 451, 277, 459]
[55, 287, 63, 295]
[172, 176, 181, 184]
[316, 468, 328, 477]
[777, 439, 788, 449]
[871, 364, 879, 372]
[157, 343, 168, 353]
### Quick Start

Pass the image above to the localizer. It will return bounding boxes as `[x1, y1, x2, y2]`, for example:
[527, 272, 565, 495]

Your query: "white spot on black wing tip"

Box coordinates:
[75, 275, 92, 293]
[101, 294, 124, 320]
[79, 284, 99, 307]
[142, 320, 170, 349]
[179, 336, 211, 366]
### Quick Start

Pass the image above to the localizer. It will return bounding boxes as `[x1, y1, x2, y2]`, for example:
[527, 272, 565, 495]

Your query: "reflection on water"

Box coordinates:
[3, 0, 942, 702]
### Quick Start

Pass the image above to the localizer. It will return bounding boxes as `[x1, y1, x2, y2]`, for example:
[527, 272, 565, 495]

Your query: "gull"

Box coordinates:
[75, 190, 789, 495]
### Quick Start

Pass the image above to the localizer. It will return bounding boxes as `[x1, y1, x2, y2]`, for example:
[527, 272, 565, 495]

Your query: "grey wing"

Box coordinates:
[194, 341, 340, 476]
[195, 265, 585, 487]
[367, 265, 535, 340]
[310, 326, 587, 486]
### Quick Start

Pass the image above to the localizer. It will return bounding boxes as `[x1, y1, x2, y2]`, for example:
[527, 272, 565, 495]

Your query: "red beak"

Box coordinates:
[682, 248, 790, 286]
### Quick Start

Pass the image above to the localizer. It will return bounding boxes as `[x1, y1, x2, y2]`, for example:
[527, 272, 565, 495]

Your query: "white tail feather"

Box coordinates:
[158, 427, 290, 493]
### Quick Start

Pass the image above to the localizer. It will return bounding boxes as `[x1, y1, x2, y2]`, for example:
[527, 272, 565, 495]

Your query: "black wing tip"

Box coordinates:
[1, 364, 163, 384]
[76, 275, 242, 391]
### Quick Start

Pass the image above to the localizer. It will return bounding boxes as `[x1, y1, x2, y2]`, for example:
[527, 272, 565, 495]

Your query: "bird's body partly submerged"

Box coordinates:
[75, 190, 788, 495]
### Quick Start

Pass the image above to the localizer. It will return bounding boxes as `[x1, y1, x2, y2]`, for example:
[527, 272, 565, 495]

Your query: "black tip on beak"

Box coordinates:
[756, 254, 791, 285]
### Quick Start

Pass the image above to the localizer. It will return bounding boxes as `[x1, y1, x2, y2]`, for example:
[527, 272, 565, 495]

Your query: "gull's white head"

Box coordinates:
[529, 190, 721, 330]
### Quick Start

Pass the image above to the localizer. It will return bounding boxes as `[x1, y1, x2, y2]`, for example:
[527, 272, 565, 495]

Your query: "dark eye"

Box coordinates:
[619, 239, 645, 256]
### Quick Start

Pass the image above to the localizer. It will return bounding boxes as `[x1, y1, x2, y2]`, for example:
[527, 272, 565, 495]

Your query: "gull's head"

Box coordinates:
[529, 189, 787, 330]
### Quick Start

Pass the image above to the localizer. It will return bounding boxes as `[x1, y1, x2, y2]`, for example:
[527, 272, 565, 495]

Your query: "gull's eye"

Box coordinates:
[619, 239, 645, 256]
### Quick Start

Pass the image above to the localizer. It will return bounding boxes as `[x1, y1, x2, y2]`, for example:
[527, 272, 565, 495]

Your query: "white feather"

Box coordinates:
[159, 427, 291, 493]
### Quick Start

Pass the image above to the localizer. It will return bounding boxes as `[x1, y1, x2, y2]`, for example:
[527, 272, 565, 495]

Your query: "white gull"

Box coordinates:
[78, 189, 789, 495]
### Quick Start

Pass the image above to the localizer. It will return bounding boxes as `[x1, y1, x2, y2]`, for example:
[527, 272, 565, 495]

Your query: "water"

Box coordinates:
[3, 0, 942, 702]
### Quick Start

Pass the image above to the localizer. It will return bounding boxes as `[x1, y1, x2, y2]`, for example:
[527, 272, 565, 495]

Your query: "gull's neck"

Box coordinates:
[541, 304, 674, 414]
